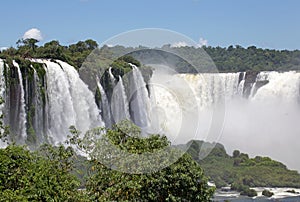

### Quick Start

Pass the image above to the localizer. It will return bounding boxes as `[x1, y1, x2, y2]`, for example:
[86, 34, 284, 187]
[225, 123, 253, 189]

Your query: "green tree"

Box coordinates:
[71, 121, 215, 201]
[233, 150, 240, 158]
[0, 144, 86, 201]
[17, 38, 39, 51]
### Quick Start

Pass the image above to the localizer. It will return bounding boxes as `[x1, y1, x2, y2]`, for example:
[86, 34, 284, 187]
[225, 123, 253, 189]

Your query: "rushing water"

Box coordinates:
[44, 60, 104, 144]
[1, 59, 300, 172]
[110, 76, 130, 124]
[14, 61, 27, 142]
[149, 69, 300, 171]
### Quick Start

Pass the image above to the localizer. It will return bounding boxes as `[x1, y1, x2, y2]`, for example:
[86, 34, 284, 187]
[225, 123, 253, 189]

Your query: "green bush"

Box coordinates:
[262, 189, 274, 197]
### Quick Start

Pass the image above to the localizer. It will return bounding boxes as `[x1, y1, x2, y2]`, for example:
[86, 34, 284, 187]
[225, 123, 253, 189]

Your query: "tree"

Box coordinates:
[17, 38, 39, 51]
[71, 121, 215, 201]
[0, 144, 85, 201]
[233, 150, 240, 158]
[85, 39, 98, 50]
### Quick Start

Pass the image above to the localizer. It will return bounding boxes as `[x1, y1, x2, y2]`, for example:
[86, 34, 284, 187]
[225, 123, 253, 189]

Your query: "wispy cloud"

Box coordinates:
[171, 37, 208, 48]
[23, 28, 43, 41]
[171, 41, 188, 48]
[198, 37, 208, 47]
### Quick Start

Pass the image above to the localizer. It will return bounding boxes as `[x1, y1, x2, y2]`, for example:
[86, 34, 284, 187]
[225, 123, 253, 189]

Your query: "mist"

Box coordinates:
[147, 66, 300, 172]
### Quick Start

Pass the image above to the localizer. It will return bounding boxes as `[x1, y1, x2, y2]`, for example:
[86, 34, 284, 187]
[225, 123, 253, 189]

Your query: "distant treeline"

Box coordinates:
[203, 45, 300, 72]
[1, 38, 300, 72]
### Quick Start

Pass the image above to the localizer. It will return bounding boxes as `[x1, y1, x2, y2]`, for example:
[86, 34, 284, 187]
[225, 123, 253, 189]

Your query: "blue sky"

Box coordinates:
[1, 0, 300, 50]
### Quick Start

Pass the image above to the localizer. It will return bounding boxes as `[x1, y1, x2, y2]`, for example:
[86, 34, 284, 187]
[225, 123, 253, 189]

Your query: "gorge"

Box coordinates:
[0, 58, 300, 172]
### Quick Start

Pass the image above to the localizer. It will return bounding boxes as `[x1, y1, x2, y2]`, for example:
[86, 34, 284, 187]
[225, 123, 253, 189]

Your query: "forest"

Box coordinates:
[1, 38, 300, 72]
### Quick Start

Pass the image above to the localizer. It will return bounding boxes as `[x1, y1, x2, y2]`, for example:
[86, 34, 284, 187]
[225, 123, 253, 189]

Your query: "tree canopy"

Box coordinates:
[70, 121, 215, 201]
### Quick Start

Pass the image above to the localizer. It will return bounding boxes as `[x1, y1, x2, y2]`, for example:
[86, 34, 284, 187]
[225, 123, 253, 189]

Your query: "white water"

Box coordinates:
[253, 187, 300, 199]
[0, 59, 7, 147]
[2, 58, 300, 172]
[32, 68, 45, 142]
[108, 67, 116, 84]
[237, 72, 246, 96]
[148, 66, 240, 143]
[149, 69, 300, 171]
[0, 59, 5, 113]
[97, 78, 112, 127]
[38, 59, 104, 144]
[221, 71, 300, 171]
[129, 64, 151, 130]
[13, 61, 27, 142]
[110, 76, 130, 124]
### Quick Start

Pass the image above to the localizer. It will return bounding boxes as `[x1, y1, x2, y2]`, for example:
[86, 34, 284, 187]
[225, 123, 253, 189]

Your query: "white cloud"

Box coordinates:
[171, 37, 208, 48]
[171, 41, 188, 48]
[23, 28, 43, 41]
[0, 47, 8, 51]
[198, 37, 208, 47]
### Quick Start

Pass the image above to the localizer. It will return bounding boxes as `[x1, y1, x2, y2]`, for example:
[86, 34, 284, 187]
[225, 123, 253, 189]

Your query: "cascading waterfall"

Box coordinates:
[0, 59, 6, 146]
[0, 59, 5, 113]
[177, 73, 240, 110]
[146, 69, 300, 171]
[42, 60, 104, 144]
[0, 59, 104, 146]
[32, 68, 46, 142]
[128, 63, 151, 129]
[253, 71, 300, 102]
[1, 57, 300, 171]
[110, 76, 130, 124]
[108, 67, 116, 84]
[14, 61, 27, 142]
[97, 78, 112, 127]
[238, 72, 246, 95]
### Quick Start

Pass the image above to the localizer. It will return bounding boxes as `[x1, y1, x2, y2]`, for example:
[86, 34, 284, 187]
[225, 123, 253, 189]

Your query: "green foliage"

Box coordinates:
[71, 121, 215, 201]
[187, 140, 300, 189]
[0, 144, 83, 201]
[233, 150, 240, 158]
[106, 44, 300, 72]
[1, 39, 99, 69]
[240, 188, 257, 197]
[262, 189, 274, 197]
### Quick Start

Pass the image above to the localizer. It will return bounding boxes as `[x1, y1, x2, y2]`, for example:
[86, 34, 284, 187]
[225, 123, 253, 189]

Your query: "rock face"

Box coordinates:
[243, 71, 259, 97]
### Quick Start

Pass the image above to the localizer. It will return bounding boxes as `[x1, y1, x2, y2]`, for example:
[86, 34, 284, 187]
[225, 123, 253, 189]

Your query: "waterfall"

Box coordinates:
[0, 59, 5, 113]
[238, 72, 246, 96]
[252, 71, 300, 102]
[2, 57, 300, 171]
[97, 78, 112, 127]
[0, 59, 6, 146]
[108, 67, 116, 84]
[13, 61, 27, 142]
[35, 59, 104, 144]
[110, 76, 130, 124]
[177, 73, 240, 110]
[128, 64, 150, 129]
[249, 83, 256, 98]
[32, 68, 45, 142]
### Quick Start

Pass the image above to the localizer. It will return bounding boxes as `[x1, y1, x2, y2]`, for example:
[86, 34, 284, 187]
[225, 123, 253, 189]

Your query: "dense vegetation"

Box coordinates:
[0, 115, 214, 201]
[0, 38, 98, 69]
[70, 121, 214, 201]
[1, 38, 300, 73]
[203, 45, 300, 72]
[186, 140, 300, 196]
